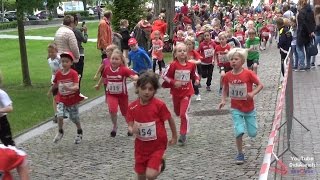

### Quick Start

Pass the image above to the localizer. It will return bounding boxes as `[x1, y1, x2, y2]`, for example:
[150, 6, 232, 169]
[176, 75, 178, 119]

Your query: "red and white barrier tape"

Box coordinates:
[258, 54, 291, 180]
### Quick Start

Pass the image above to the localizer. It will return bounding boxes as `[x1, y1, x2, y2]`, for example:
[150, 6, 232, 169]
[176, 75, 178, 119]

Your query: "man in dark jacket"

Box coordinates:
[296, 3, 315, 70]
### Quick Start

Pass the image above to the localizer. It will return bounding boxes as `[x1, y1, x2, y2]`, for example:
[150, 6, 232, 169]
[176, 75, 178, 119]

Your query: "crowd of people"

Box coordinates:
[1, 0, 320, 179]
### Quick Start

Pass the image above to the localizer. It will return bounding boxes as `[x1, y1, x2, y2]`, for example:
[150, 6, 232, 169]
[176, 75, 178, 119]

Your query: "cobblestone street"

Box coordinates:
[17, 44, 281, 180]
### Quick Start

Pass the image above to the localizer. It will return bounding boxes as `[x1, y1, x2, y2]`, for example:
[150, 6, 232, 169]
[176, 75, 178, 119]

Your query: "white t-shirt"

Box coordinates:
[48, 55, 61, 84]
[0, 89, 12, 117]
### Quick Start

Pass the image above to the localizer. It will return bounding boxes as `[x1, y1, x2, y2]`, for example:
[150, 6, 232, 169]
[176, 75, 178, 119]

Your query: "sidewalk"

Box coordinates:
[272, 63, 320, 179]
[16, 44, 281, 179]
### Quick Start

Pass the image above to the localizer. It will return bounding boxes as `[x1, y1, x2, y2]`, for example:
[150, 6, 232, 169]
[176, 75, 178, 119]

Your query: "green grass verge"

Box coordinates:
[1, 21, 99, 38]
[1, 38, 173, 135]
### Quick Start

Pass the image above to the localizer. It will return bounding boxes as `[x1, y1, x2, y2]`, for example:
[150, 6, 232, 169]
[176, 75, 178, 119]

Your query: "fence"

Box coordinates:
[258, 48, 310, 180]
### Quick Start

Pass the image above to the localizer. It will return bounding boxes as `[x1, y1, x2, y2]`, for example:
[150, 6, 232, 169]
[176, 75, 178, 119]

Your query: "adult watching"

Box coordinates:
[54, 15, 80, 63]
[97, 11, 113, 60]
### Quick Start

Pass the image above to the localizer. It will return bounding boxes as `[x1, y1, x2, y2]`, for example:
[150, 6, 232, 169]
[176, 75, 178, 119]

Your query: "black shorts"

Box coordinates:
[247, 59, 259, 68]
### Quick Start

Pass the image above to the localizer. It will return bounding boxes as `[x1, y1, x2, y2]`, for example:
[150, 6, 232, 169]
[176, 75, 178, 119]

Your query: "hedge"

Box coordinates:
[0, 21, 18, 30]
[64, 11, 89, 17]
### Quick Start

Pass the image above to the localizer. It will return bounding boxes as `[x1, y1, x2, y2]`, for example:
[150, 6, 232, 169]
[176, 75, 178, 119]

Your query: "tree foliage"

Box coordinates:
[111, 0, 148, 32]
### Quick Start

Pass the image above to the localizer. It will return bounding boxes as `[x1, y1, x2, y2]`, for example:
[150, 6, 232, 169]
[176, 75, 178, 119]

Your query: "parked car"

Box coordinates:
[26, 14, 39, 21]
[4, 11, 17, 21]
[35, 10, 49, 19]
[0, 16, 10, 22]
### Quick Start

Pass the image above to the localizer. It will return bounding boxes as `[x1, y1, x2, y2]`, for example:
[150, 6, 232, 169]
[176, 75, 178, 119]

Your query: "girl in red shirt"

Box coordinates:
[234, 24, 246, 47]
[218, 48, 263, 165]
[127, 72, 177, 180]
[197, 31, 216, 91]
[151, 30, 164, 74]
[95, 49, 138, 137]
[162, 43, 200, 145]
[259, 21, 271, 50]
[214, 32, 231, 95]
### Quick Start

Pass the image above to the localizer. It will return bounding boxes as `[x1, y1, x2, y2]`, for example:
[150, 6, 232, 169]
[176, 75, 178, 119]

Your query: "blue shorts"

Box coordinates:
[230, 109, 257, 138]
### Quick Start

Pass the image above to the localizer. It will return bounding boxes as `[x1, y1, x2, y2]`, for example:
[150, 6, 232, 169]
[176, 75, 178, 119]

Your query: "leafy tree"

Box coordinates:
[111, 0, 147, 32]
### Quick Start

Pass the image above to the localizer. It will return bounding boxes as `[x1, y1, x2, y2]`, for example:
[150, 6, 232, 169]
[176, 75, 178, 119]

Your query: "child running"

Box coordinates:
[127, 71, 177, 180]
[46, 43, 61, 123]
[151, 30, 164, 74]
[0, 71, 15, 146]
[245, 28, 260, 74]
[218, 48, 263, 165]
[162, 43, 200, 145]
[128, 38, 152, 75]
[197, 31, 216, 91]
[215, 32, 231, 95]
[51, 52, 84, 144]
[95, 49, 138, 137]
[93, 44, 119, 80]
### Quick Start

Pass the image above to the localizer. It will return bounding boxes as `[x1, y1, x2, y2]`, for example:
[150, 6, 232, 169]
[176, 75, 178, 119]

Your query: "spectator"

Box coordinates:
[283, 4, 294, 19]
[72, 15, 88, 99]
[97, 11, 113, 60]
[0, 144, 30, 180]
[296, 0, 315, 70]
[181, 1, 189, 16]
[133, 14, 153, 51]
[54, 15, 80, 62]
[119, 19, 131, 64]
[97, 6, 102, 20]
[151, 13, 168, 40]
[311, 5, 320, 66]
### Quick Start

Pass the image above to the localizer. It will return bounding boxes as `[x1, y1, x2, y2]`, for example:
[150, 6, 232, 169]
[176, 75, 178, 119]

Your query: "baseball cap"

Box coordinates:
[128, 38, 137, 46]
[60, 51, 75, 61]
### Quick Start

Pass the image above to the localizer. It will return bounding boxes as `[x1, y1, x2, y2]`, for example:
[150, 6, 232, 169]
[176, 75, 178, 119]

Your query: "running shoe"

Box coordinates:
[235, 153, 245, 165]
[53, 132, 64, 143]
[178, 135, 186, 146]
[80, 93, 88, 100]
[196, 95, 201, 101]
[74, 134, 83, 144]
[206, 86, 211, 91]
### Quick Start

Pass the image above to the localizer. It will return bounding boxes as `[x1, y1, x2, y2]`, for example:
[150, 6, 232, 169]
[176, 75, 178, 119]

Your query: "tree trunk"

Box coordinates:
[153, 0, 174, 38]
[16, 0, 32, 86]
[83, 0, 87, 11]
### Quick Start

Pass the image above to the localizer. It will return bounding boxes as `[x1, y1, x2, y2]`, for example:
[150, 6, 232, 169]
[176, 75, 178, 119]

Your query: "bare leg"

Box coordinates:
[137, 174, 146, 180]
[236, 136, 243, 153]
[146, 168, 160, 180]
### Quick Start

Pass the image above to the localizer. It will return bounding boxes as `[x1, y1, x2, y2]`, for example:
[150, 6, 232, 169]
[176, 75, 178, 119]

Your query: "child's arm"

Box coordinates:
[142, 51, 152, 69]
[94, 77, 103, 90]
[248, 82, 264, 99]
[129, 74, 139, 81]
[0, 104, 13, 113]
[167, 117, 178, 145]
[218, 84, 228, 109]
[94, 64, 104, 80]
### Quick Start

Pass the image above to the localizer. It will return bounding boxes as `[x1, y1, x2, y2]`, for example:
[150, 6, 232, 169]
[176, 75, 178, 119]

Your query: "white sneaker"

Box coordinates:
[74, 134, 82, 144]
[79, 93, 88, 100]
[53, 132, 64, 143]
[196, 95, 201, 101]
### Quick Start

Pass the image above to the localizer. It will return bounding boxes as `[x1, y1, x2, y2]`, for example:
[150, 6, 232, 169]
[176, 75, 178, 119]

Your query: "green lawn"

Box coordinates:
[1, 39, 103, 135]
[1, 36, 173, 135]
[1, 21, 99, 38]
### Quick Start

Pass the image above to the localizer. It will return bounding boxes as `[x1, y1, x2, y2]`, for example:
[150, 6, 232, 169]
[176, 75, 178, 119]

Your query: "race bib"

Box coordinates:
[236, 36, 243, 41]
[153, 45, 160, 51]
[229, 83, 247, 100]
[107, 82, 123, 94]
[204, 48, 214, 58]
[136, 121, 157, 141]
[218, 53, 228, 63]
[174, 70, 190, 82]
[262, 32, 269, 37]
[251, 44, 260, 51]
[58, 82, 73, 95]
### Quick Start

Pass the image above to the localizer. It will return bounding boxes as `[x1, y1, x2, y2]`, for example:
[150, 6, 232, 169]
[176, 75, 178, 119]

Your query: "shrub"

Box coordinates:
[0, 21, 18, 30]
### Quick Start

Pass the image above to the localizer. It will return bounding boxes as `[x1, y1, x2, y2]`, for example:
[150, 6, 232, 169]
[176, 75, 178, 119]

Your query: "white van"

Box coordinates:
[57, 1, 84, 17]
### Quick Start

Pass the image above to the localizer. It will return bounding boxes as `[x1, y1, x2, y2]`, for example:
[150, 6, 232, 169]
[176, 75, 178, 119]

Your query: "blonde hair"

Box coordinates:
[111, 49, 126, 65]
[120, 19, 128, 26]
[106, 44, 119, 52]
[173, 43, 187, 60]
[218, 31, 227, 39]
[227, 48, 248, 63]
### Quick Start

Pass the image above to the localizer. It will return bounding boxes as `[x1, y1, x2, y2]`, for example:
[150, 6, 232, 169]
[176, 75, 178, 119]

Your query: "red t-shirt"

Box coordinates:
[162, 60, 199, 97]
[152, 39, 164, 60]
[126, 97, 172, 154]
[267, 24, 275, 33]
[173, 37, 185, 46]
[260, 27, 270, 37]
[234, 31, 245, 44]
[198, 40, 216, 64]
[102, 65, 135, 96]
[188, 50, 203, 60]
[0, 145, 27, 180]
[223, 69, 260, 112]
[215, 44, 231, 68]
[54, 69, 83, 106]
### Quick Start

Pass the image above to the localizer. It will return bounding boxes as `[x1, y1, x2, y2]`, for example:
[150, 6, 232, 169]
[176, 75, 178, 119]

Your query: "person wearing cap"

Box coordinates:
[51, 51, 84, 144]
[0, 144, 30, 180]
[128, 38, 152, 75]
[54, 15, 80, 62]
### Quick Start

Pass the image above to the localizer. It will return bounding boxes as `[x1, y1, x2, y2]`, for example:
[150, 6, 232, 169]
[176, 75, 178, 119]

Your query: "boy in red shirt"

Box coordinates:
[162, 43, 200, 145]
[214, 32, 231, 95]
[218, 48, 263, 165]
[0, 145, 30, 180]
[127, 72, 177, 180]
[51, 52, 84, 144]
[197, 31, 216, 91]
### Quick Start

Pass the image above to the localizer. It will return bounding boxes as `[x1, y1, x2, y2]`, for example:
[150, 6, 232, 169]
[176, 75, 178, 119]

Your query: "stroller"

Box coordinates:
[163, 34, 173, 52]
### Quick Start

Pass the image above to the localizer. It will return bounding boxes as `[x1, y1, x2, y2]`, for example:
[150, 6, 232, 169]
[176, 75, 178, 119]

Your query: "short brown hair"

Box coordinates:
[104, 11, 112, 19]
[63, 15, 74, 26]
[136, 71, 160, 94]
